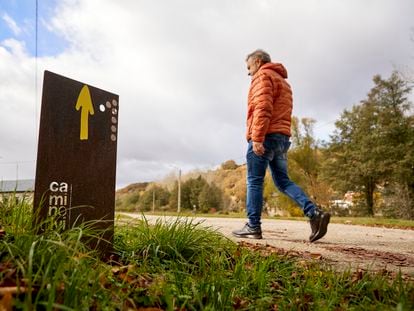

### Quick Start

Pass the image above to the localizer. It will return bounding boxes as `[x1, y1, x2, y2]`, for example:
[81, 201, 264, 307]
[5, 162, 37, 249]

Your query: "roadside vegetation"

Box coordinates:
[1, 197, 413, 310]
[119, 211, 414, 230]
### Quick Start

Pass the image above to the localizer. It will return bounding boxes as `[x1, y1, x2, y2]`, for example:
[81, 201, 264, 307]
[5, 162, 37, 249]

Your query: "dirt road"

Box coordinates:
[120, 214, 414, 277]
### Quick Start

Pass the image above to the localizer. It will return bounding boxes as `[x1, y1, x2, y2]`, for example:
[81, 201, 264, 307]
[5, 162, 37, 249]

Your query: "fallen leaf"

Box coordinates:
[271, 304, 279, 310]
[0, 229, 5, 240]
[0, 291, 13, 311]
[351, 269, 365, 283]
[0, 287, 26, 296]
[310, 253, 323, 260]
[233, 296, 249, 309]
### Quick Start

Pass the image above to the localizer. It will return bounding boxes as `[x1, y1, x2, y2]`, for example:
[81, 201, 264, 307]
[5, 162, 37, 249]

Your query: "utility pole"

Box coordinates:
[152, 189, 155, 213]
[177, 169, 181, 213]
[15, 162, 19, 189]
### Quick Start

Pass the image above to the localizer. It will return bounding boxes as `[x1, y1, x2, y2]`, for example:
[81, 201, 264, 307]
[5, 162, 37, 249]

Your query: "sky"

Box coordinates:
[0, 0, 413, 189]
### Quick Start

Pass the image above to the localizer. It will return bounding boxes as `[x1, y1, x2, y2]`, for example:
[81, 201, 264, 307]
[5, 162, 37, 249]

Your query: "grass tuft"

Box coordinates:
[115, 216, 234, 264]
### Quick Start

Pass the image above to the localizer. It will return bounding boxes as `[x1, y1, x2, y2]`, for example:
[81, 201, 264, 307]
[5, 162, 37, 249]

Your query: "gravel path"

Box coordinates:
[119, 214, 414, 277]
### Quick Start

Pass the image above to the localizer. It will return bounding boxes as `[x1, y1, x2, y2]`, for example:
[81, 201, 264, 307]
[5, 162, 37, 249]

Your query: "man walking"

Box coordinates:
[232, 49, 330, 242]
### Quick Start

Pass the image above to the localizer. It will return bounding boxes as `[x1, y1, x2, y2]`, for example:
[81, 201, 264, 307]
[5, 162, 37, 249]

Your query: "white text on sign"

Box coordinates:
[48, 181, 71, 229]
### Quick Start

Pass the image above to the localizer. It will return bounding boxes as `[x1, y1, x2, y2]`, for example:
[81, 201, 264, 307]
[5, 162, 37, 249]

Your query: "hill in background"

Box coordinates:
[115, 160, 248, 213]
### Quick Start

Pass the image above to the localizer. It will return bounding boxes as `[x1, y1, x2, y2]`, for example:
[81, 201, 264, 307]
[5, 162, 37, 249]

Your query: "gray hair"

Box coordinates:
[246, 49, 271, 63]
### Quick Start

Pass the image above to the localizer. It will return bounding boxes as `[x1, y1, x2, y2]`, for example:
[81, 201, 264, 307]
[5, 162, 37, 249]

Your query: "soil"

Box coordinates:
[120, 214, 414, 279]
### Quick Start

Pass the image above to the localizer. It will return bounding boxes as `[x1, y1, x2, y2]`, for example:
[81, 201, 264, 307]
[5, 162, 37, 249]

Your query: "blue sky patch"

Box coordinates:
[0, 0, 68, 56]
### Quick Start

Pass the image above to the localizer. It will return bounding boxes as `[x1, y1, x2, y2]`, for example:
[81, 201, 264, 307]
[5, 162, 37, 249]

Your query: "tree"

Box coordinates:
[263, 117, 332, 215]
[198, 182, 223, 213]
[178, 176, 209, 211]
[137, 184, 170, 211]
[324, 71, 413, 216]
[168, 181, 179, 211]
[374, 74, 414, 219]
[326, 103, 381, 215]
[221, 160, 239, 170]
[289, 117, 332, 206]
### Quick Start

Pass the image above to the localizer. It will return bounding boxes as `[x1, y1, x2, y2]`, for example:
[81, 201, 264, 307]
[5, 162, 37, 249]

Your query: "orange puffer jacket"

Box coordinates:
[246, 62, 292, 142]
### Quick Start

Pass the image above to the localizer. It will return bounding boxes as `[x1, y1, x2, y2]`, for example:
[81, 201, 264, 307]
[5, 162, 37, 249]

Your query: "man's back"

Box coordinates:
[246, 62, 292, 142]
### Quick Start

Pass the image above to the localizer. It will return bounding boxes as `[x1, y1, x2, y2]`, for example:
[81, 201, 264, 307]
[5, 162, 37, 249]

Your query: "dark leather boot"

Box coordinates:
[309, 208, 331, 242]
[232, 223, 262, 239]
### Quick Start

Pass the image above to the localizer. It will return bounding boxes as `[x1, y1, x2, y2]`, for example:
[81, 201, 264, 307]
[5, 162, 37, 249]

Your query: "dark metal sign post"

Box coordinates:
[34, 71, 119, 256]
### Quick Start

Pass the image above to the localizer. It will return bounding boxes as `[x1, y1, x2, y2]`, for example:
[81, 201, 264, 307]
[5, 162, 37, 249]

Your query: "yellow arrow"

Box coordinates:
[75, 85, 94, 140]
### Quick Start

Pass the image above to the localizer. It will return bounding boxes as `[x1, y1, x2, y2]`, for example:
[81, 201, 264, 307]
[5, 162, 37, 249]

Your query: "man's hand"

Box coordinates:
[252, 141, 265, 156]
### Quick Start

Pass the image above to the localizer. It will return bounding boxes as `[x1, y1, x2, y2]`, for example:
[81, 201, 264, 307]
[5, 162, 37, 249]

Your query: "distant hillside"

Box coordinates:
[116, 182, 149, 210]
[115, 160, 247, 212]
[117, 182, 149, 194]
[182, 161, 247, 212]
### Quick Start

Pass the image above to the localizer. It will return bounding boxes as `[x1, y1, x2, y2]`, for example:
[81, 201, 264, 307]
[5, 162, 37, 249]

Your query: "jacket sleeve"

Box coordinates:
[251, 73, 274, 142]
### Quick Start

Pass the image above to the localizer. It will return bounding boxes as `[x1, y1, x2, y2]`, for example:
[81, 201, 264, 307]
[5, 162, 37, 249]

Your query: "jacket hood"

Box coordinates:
[260, 62, 288, 79]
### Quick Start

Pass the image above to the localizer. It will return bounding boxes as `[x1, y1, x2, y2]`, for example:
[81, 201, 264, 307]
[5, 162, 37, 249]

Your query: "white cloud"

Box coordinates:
[0, 0, 413, 187]
[2, 13, 22, 35]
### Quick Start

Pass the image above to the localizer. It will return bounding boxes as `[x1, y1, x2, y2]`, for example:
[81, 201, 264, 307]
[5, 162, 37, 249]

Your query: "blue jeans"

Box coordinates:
[246, 133, 316, 228]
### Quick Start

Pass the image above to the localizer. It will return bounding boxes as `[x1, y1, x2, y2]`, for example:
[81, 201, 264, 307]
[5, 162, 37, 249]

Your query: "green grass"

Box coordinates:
[269, 215, 414, 229]
[1, 196, 414, 310]
[119, 211, 414, 229]
[329, 217, 414, 229]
